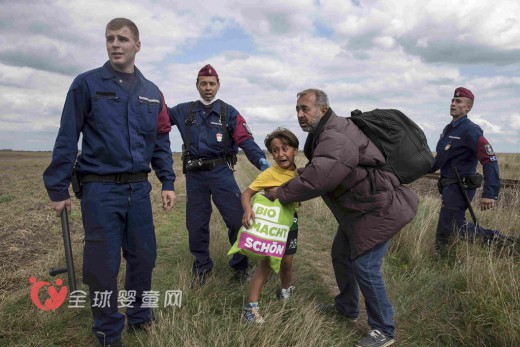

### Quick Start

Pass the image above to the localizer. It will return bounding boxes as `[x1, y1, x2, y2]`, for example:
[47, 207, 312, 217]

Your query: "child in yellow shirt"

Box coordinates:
[241, 128, 299, 323]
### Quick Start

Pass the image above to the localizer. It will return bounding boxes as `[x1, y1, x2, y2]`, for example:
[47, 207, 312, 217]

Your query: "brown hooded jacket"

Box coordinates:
[277, 109, 419, 259]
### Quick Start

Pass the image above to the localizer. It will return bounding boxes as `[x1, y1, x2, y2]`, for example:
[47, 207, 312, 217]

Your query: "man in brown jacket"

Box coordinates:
[270, 89, 418, 347]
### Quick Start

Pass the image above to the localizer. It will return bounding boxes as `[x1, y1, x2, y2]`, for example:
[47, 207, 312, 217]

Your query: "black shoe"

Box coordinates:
[233, 269, 250, 284]
[191, 270, 212, 289]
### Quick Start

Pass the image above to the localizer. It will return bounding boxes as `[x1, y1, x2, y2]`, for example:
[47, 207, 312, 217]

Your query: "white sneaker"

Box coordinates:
[243, 302, 265, 324]
[277, 286, 295, 301]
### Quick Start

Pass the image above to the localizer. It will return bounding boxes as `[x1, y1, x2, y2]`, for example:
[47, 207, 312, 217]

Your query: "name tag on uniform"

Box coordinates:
[138, 96, 160, 103]
[210, 121, 222, 126]
[448, 136, 460, 139]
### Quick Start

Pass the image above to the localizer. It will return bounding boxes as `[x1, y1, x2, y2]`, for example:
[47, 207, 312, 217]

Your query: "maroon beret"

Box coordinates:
[454, 87, 474, 100]
[198, 64, 218, 77]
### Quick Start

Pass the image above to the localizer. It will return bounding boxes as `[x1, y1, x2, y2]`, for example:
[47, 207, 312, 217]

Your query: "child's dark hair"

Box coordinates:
[264, 128, 299, 154]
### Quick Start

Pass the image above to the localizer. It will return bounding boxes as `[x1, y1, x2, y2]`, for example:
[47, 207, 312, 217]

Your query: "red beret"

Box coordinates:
[454, 87, 474, 100]
[198, 64, 218, 77]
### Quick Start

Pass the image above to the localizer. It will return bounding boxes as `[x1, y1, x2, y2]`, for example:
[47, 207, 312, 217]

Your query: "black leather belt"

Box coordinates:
[81, 172, 148, 183]
[202, 157, 228, 166]
[439, 174, 482, 189]
[439, 177, 459, 187]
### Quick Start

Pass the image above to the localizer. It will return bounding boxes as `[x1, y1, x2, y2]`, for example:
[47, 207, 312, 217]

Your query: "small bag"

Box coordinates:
[228, 194, 296, 273]
[463, 173, 483, 190]
[71, 165, 82, 199]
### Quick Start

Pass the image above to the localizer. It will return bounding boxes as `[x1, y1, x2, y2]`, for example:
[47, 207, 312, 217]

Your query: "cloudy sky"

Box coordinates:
[1, 0, 519, 153]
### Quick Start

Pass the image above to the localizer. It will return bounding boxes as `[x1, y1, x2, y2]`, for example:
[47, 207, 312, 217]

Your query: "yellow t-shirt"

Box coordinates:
[249, 164, 297, 193]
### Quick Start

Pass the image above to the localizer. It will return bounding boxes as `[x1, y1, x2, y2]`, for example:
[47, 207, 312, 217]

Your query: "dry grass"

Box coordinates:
[0, 150, 519, 346]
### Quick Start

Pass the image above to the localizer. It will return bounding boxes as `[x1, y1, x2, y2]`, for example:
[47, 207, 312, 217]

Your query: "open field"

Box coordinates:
[0, 150, 519, 346]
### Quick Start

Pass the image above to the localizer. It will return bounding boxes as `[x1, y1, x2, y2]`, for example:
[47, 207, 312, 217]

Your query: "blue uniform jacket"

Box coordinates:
[431, 115, 499, 199]
[43, 61, 175, 201]
[168, 100, 265, 169]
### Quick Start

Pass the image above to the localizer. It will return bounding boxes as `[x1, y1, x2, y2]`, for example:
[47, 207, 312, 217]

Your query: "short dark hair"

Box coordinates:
[264, 128, 299, 153]
[106, 18, 139, 41]
[297, 88, 329, 109]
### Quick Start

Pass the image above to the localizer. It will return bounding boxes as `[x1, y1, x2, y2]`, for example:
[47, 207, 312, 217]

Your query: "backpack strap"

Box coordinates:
[181, 102, 197, 173]
[184, 102, 197, 154]
[220, 100, 229, 160]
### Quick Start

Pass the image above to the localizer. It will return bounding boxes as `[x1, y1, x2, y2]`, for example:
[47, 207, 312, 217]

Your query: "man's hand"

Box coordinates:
[51, 198, 71, 217]
[264, 187, 279, 201]
[480, 197, 495, 211]
[162, 190, 176, 212]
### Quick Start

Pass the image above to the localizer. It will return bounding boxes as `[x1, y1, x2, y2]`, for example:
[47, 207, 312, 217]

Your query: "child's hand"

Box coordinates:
[242, 209, 255, 229]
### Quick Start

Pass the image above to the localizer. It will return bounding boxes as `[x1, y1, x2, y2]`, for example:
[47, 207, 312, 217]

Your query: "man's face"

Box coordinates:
[450, 97, 472, 119]
[105, 26, 140, 73]
[296, 92, 327, 132]
[197, 76, 220, 102]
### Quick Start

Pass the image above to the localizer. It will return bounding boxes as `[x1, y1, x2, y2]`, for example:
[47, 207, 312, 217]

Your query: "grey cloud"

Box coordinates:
[399, 38, 520, 66]
[265, 13, 293, 35]
[0, 48, 83, 76]
[237, 3, 316, 38]
[429, 77, 455, 85]
[245, 75, 290, 92]
[352, 51, 370, 60]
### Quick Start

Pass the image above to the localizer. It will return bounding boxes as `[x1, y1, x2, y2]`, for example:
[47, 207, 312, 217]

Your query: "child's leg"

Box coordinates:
[279, 254, 293, 289]
[248, 259, 272, 303]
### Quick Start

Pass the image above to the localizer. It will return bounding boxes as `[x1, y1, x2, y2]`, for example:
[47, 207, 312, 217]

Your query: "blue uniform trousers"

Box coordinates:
[186, 165, 248, 274]
[436, 184, 501, 247]
[331, 228, 394, 338]
[81, 181, 156, 345]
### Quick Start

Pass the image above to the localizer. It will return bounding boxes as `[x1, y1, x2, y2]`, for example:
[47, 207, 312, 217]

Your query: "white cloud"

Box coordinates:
[0, 0, 519, 153]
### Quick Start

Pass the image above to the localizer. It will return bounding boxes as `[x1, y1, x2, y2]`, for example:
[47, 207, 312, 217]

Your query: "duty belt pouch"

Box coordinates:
[71, 166, 82, 199]
[181, 144, 189, 174]
[437, 178, 443, 194]
[464, 173, 483, 189]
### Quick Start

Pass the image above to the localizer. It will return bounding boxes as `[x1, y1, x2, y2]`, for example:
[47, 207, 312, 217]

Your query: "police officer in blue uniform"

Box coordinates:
[43, 18, 176, 347]
[431, 87, 515, 255]
[169, 64, 269, 285]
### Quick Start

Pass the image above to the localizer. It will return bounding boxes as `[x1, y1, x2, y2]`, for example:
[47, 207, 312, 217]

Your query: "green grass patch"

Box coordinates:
[0, 194, 14, 203]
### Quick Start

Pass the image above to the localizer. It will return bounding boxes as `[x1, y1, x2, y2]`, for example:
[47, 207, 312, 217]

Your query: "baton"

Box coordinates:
[454, 167, 479, 227]
[49, 209, 77, 292]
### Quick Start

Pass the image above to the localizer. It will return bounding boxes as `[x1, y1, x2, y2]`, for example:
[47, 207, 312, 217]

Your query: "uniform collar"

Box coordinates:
[100, 61, 144, 82]
[194, 99, 221, 113]
[451, 115, 468, 128]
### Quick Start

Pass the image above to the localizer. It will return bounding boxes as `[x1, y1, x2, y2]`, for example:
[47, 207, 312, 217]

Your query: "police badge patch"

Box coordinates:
[243, 123, 252, 136]
[484, 144, 495, 155]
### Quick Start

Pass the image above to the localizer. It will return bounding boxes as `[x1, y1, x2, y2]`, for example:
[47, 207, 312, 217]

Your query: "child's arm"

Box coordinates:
[241, 187, 259, 229]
